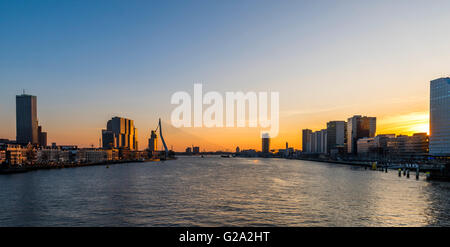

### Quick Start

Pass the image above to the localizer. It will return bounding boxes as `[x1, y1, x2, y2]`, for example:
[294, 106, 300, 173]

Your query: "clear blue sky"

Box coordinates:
[1, 0, 450, 150]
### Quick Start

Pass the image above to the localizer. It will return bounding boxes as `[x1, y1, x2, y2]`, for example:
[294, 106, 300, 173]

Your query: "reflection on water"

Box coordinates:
[0, 156, 449, 226]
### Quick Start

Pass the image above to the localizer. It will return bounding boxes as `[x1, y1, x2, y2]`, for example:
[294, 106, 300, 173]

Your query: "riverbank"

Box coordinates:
[233, 155, 450, 180]
[289, 157, 450, 181]
[294, 158, 372, 167]
[0, 157, 177, 175]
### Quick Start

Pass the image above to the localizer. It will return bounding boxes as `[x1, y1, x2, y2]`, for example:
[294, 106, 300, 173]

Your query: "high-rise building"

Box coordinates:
[102, 130, 115, 149]
[347, 115, 376, 154]
[326, 121, 346, 154]
[102, 117, 138, 150]
[16, 94, 38, 145]
[302, 129, 312, 153]
[134, 128, 138, 151]
[262, 133, 270, 153]
[430, 77, 450, 156]
[38, 126, 47, 147]
[314, 129, 327, 154]
[305, 129, 327, 154]
[311, 132, 317, 153]
[148, 130, 157, 152]
[320, 129, 327, 153]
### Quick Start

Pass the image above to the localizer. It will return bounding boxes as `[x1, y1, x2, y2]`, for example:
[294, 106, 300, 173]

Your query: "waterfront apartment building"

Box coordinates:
[5, 144, 26, 165]
[102, 117, 138, 150]
[430, 77, 450, 156]
[387, 133, 429, 156]
[37, 149, 71, 163]
[104, 149, 120, 161]
[35, 148, 121, 163]
[347, 115, 376, 154]
[356, 133, 428, 157]
[326, 121, 346, 154]
[356, 137, 375, 155]
[0, 150, 6, 164]
[303, 129, 327, 154]
[77, 149, 109, 163]
[262, 133, 270, 153]
[16, 94, 38, 145]
[356, 134, 396, 156]
[374, 134, 396, 148]
[315, 129, 327, 154]
[302, 129, 312, 153]
[356, 135, 395, 156]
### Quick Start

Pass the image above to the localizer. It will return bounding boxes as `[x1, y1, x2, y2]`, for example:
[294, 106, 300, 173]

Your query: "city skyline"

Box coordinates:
[1, 0, 449, 151]
[0, 83, 437, 152]
[1, 1, 450, 231]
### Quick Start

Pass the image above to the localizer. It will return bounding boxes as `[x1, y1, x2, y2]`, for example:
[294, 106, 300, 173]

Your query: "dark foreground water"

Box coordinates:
[1, 156, 450, 226]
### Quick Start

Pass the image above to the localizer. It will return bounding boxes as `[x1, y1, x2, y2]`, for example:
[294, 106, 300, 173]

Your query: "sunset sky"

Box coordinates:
[1, 0, 449, 151]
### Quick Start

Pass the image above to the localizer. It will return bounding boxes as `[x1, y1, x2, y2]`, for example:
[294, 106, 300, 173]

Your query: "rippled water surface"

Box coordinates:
[1, 156, 450, 226]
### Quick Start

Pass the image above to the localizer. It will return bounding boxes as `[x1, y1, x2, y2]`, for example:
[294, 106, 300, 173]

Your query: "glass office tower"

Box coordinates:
[430, 78, 450, 156]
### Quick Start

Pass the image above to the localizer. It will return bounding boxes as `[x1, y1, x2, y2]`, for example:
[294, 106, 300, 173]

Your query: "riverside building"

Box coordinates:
[430, 77, 450, 156]
[302, 129, 312, 153]
[262, 133, 270, 153]
[302, 129, 327, 154]
[16, 94, 38, 145]
[347, 115, 376, 154]
[356, 133, 429, 158]
[326, 121, 346, 154]
[102, 117, 138, 150]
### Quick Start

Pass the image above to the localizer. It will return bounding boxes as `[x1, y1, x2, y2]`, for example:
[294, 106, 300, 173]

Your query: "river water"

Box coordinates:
[0, 156, 449, 226]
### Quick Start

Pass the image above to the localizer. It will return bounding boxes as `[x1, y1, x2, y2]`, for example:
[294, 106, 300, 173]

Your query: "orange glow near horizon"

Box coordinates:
[161, 111, 431, 152]
[0, 111, 431, 152]
[377, 112, 429, 136]
[0, 106, 431, 152]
